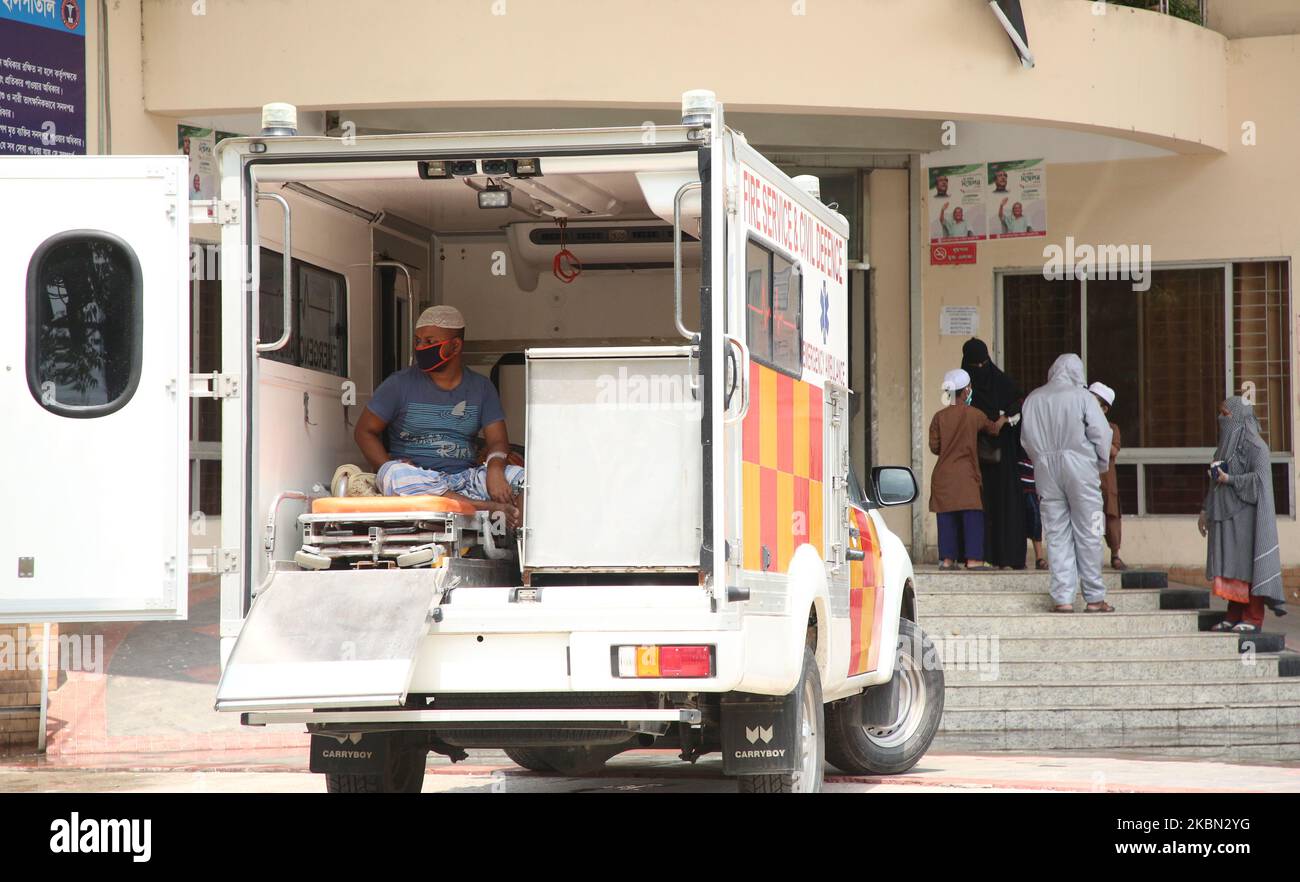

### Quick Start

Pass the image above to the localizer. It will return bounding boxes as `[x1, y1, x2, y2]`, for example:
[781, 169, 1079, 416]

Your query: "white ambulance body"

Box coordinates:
[0, 93, 942, 792]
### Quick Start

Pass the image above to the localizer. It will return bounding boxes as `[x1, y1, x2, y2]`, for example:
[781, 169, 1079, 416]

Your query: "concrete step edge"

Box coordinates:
[941, 700, 1300, 712]
[941, 654, 1288, 665]
[929, 633, 1240, 641]
[917, 589, 1164, 598]
[942, 678, 1300, 689]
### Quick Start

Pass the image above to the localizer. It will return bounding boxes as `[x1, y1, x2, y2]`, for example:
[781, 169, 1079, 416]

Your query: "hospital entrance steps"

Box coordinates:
[912, 566, 1300, 747]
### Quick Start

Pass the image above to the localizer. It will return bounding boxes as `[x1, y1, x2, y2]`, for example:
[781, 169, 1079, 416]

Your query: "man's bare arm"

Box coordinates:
[482, 420, 515, 504]
[354, 409, 391, 472]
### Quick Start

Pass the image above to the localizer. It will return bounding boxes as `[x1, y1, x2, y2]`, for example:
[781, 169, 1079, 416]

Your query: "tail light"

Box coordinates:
[615, 645, 714, 678]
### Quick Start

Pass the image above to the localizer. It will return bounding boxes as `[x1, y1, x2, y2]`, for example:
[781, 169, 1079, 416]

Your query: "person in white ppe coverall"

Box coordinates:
[1020, 354, 1115, 612]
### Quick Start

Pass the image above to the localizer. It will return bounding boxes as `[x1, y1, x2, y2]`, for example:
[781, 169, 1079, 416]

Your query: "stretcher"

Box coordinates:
[293, 494, 515, 571]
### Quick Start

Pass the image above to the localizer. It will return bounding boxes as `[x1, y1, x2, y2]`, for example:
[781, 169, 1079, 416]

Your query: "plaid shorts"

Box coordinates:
[377, 460, 525, 501]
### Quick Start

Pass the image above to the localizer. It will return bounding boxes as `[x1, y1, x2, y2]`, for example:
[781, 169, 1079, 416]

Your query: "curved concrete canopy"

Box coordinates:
[140, 0, 1228, 154]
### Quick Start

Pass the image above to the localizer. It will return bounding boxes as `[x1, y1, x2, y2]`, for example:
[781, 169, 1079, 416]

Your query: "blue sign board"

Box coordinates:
[0, 0, 88, 155]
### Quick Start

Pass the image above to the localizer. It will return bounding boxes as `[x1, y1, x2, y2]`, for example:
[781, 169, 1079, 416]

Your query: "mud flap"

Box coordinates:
[215, 569, 441, 712]
[720, 691, 799, 775]
[309, 732, 389, 775]
[856, 670, 901, 728]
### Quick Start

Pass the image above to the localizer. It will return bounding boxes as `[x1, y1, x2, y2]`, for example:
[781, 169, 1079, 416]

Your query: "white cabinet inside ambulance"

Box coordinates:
[1, 93, 944, 792]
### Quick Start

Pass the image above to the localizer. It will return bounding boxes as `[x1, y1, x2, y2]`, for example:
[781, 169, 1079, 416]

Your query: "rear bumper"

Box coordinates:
[244, 707, 702, 727]
[408, 585, 747, 693]
[408, 627, 746, 693]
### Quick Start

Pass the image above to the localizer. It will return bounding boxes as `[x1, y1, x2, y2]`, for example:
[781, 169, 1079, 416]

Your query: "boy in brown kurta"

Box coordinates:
[931, 369, 1008, 569]
[1089, 382, 1124, 569]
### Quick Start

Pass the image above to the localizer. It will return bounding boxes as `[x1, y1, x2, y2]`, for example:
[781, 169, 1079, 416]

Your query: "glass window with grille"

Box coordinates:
[745, 240, 772, 364]
[260, 248, 349, 376]
[746, 240, 802, 375]
[1002, 262, 1291, 516]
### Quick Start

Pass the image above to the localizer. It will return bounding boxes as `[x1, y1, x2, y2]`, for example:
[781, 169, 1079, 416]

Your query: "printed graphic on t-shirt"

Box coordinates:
[389, 401, 481, 470]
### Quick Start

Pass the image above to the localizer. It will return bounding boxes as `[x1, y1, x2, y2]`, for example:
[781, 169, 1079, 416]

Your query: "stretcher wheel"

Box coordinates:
[294, 549, 331, 571]
[397, 546, 439, 568]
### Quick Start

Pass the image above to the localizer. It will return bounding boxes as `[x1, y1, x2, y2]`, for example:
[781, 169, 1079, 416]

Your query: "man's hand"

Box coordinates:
[485, 459, 514, 504]
[1198, 511, 1208, 537]
[1216, 469, 1231, 485]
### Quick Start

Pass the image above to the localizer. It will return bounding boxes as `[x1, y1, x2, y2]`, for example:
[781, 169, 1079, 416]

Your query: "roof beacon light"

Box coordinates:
[792, 175, 821, 201]
[260, 102, 299, 137]
[681, 89, 716, 128]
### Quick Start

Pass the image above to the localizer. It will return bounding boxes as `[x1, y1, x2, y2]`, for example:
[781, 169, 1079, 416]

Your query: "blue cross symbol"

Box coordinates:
[819, 282, 830, 344]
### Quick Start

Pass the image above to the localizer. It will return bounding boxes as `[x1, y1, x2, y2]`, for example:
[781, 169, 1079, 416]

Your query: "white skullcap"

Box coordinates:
[941, 368, 971, 393]
[415, 305, 465, 330]
[1088, 381, 1115, 407]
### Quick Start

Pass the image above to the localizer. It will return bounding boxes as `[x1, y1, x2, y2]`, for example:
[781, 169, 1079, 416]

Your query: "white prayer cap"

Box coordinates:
[941, 368, 971, 393]
[1089, 381, 1115, 406]
[415, 305, 466, 330]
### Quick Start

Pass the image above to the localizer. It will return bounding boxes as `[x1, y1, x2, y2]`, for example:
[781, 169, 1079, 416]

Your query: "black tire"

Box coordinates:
[736, 647, 824, 793]
[522, 744, 627, 776]
[826, 618, 944, 776]
[325, 740, 428, 793]
[503, 747, 556, 773]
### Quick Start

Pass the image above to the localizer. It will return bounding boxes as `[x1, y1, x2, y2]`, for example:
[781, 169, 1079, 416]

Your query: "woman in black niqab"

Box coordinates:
[961, 338, 1028, 568]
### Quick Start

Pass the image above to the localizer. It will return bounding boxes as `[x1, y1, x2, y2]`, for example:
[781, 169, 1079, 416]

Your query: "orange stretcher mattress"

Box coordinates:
[311, 495, 477, 516]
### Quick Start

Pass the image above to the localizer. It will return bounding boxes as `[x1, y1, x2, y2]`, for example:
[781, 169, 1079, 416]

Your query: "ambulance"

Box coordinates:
[0, 91, 943, 792]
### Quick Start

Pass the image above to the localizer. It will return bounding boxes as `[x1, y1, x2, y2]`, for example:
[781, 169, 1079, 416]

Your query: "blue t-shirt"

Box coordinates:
[366, 367, 506, 472]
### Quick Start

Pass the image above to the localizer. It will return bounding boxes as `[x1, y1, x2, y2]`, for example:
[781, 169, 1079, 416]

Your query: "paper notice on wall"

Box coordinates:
[940, 306, 979, 337]
[986, 159, 1046, 239]
[178, 124, 217, 200]
[928, 164, 986, 244]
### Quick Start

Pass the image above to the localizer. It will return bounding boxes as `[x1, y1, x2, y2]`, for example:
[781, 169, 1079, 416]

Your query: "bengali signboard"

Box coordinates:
[0, 0, 87, 156]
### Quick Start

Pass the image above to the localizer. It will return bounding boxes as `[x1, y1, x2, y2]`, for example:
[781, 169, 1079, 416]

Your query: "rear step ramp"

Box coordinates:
[215, 569, 440, 712]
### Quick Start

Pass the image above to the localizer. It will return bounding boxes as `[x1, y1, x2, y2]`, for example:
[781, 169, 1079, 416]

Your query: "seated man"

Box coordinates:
[354, 305, 524, 527]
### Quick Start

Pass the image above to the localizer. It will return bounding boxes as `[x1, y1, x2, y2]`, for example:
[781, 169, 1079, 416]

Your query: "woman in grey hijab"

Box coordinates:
[1198, 396, 1288, 632]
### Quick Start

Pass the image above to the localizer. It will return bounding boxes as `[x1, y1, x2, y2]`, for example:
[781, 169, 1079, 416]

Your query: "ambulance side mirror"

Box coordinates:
[872, 467, 917, 507]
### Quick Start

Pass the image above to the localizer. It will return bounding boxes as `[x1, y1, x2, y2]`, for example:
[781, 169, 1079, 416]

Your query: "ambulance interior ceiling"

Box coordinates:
[296, 169, 662, 232]
[260, 153, 704, 349]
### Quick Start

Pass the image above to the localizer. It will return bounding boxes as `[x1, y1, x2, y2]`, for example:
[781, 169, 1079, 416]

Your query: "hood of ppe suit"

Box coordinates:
[1046, 353, 1086, 387]
[1021, 353, 1111, 472]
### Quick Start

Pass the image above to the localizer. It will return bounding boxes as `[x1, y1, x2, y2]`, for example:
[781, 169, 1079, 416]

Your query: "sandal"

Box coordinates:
[938, 562, 956, 571]
[1035, 558, 1048, 570]
[1231, 622, 1260, 633]
[1209, 620, 1236, 632]
[1084, 601, 1116, 613]
[1051, 604, 1074, 613]
[965, 563, 995, 571]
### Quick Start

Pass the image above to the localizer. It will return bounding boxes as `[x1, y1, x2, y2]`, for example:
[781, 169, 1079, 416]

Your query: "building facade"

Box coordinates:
[21, 0, 1300, 569]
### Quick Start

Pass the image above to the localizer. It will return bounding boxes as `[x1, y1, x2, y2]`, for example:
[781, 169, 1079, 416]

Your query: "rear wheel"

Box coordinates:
[826, 618, 944, 776]
[736, 648, 824, 793]
[502, 747, 555, 773]
[325, 740, 428, 793]
[519, 743, 630, 776]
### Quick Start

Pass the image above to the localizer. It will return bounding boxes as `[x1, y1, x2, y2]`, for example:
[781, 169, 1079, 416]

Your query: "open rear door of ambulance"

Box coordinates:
[0, 156, 190, 623]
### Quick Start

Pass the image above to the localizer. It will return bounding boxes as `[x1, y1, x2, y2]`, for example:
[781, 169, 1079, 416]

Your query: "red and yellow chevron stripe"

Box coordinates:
[848, 507, 886, 677]
[741, 362, 823, 573]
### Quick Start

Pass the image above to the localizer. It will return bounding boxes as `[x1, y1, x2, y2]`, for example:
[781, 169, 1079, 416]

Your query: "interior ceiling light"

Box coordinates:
[478, 185, 512, 210]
